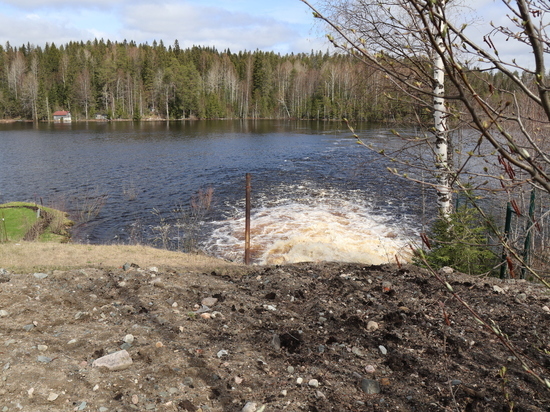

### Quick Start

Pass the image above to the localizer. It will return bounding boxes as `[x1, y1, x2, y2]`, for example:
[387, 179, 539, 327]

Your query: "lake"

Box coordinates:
[0, 120, 428, 264]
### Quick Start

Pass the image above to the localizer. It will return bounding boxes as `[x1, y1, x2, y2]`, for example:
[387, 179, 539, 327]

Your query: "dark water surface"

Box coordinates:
[0, 120, 427, 264]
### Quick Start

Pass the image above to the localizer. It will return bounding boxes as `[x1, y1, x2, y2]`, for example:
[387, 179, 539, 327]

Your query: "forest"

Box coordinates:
[0, 38, 519, 123]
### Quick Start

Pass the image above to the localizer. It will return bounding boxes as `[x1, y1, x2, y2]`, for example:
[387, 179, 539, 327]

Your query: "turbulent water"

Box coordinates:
[0, 120, 430, 264]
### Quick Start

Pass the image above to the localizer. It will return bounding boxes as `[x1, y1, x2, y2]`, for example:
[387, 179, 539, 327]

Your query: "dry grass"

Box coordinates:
[0, 242, 238, 273]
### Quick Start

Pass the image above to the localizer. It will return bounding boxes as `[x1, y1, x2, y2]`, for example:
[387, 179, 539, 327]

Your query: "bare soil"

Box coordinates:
[0, 261, 549, 412]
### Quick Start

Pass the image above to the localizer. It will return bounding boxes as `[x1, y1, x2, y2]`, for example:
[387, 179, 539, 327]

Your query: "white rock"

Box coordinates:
[0, 310, 9, 317]
[123, 334, 135, 344]
[308, 379, 319, 388]
[92, 350, 133, 371]
[47, 393, 59, 401]
[493, 285, 505, 294]
[379, 345, 388, 355]
[241, 401, 257, 412]
[148, 267, 159, 273]
[367, 321, 379, 332]
[296, 377, 303, 385]
[37, 345, 48, 351]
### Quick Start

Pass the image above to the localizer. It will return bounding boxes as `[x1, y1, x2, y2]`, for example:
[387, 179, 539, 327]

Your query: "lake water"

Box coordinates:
[0, 120, 429, 264]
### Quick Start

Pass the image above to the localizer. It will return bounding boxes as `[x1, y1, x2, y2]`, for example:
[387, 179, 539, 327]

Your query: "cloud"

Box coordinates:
[0, 0, 322, 53]
[121, 1, 303, 52]
[0, 13, 94, 47]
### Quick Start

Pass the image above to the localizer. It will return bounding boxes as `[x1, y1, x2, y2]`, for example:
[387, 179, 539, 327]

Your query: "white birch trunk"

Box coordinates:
[433, 1, 452, 219]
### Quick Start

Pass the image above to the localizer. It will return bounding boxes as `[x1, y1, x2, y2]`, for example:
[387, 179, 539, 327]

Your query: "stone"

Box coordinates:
[308, 379, 319, 388]
[201, 297, 218, 307]
[23, 324, 35, 332]
[150, 277, 165, 288]
[241, 401, 257, 412]
[367, 321, 379, 332]
[352, 346, 365, 357]
[493, 285, 505, 294]
[123, 334, 135, 344]
[365, 365, 376, 374]
[92, 350, 133, 371]
[37, 356, 53, 363]
[271, 334, 281, 350]
[439, 266, 454, 275]
[33, 272, 48, 279]
[37, 345, 48, 351]
[287, 366, 295, 374]
[379, 345, 387, 355]
[516, 293, 527, 302]
[0, 310, 8, 317]
[47, 392, 59, 401]
[361, 378, 381, 394]
[296, 377, 303, 385]
[217, 349, 229, 358]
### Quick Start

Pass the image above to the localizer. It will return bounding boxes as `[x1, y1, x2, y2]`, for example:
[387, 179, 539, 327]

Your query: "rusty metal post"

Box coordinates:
[244, 173, 251, 265]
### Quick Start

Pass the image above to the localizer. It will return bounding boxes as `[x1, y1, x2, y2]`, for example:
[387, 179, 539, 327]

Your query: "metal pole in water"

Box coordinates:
[245, 173, 251, 265]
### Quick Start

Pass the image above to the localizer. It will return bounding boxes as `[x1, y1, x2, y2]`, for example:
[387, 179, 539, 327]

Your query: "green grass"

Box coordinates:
[0, 202, 73, 243]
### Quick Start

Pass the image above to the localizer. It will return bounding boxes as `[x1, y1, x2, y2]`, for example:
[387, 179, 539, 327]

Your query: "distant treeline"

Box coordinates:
[1, 39, 528, 122]
[0, 39, 432, 122]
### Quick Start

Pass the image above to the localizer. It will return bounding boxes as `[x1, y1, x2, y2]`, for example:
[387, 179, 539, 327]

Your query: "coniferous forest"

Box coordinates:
[0, 39, 424, 122]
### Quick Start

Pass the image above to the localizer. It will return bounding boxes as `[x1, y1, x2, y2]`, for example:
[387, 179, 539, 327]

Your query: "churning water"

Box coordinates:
[0, 120, 429, 264]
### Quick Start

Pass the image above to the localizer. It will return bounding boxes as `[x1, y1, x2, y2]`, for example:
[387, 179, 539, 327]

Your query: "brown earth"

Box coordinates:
[0, 261, 549, 412]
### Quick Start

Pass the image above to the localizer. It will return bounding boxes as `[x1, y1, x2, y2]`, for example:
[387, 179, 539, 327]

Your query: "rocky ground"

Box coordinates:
[0, 261, 549, 412]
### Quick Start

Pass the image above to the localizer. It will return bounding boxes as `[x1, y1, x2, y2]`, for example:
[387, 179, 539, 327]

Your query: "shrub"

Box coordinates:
[419, 204, 497, 275]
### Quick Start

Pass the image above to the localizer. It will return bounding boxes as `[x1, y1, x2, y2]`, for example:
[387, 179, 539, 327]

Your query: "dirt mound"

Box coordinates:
[0, 262, 549, 411]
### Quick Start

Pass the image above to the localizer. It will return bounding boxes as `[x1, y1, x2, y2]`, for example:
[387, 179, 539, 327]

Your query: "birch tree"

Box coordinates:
[301, 0, 455, 217]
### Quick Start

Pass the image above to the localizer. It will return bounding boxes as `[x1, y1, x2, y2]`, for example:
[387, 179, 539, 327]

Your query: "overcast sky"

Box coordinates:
[0, 0, 326, 53]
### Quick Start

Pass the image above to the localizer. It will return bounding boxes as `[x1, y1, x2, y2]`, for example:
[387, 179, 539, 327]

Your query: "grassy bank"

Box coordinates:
[0, 242, 236, 272]
[0, 201, 238, 273]
[0, 202, 72, 242]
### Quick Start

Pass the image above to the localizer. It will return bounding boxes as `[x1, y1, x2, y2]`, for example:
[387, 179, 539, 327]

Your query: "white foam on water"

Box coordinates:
[205, 197, 415, 265]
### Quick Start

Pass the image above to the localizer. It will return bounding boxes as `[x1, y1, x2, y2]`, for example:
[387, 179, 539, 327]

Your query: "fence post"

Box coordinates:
[521, 189, 536, 279]
[500, 202, 513, 279]
[244, 173, 251, 265]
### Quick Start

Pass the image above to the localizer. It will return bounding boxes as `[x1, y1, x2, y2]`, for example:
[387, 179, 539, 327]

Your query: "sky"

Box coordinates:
[0, 0, 536, 67]
[0, 0, 327, 54]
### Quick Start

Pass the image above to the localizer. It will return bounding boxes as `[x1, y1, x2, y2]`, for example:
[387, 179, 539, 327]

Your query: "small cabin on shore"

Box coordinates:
[52, 111, 71, 123]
